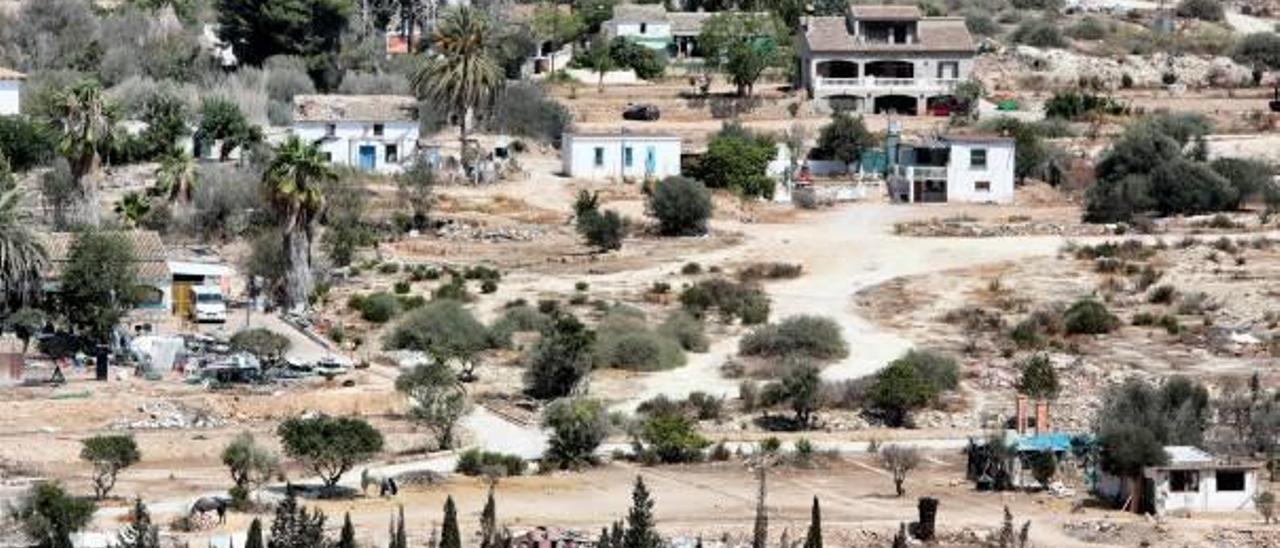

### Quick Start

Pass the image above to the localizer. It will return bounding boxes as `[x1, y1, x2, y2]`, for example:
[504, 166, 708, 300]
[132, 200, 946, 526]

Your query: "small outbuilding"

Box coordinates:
[1096, 445, 1262, 515]
[888, 133, 1015, 204]
[0, 67, 25, 116]
[561, 132, 682, 181]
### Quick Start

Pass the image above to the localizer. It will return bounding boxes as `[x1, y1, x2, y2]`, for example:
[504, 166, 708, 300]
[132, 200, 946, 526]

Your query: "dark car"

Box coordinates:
[622, 104, 661, 121]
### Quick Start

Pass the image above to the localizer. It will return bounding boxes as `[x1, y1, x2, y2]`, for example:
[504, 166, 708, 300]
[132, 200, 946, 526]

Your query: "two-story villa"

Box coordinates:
[290, 95, 420, 174]
[800, 6, 975, 115]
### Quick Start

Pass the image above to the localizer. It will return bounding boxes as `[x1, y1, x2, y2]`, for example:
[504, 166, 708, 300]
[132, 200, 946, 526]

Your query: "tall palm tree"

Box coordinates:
[0, 189, 48, 310]
[412, 6, 504, 177]
[264, 136, 333, 311]
[153, 152, 196, 203]
[53, 80, 115, 228]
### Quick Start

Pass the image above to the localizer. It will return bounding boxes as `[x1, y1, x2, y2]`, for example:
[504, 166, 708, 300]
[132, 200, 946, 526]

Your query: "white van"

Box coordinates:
[190, 285, 228, 323]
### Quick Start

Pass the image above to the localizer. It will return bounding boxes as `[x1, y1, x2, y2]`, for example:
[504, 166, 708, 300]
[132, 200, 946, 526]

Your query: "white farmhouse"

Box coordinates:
[562, 132, 681, 181]
[291, 95, 419, 173]
[0, 67, 25, 116]
[888, 134, 1015, 204]
[604, 5, 673, 52]
[1096, 446, 1261, 515]
[799, 5, 976, 115]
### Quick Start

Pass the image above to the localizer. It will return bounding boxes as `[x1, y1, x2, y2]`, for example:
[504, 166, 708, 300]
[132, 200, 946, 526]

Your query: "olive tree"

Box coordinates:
[395, 362, 468, 450]
[879, 444, 920, 497]
[542, 397, 609, 470]
[277, 415, 383, 492]
[80, 435, 141, 500]
[221, 432, 280, 506]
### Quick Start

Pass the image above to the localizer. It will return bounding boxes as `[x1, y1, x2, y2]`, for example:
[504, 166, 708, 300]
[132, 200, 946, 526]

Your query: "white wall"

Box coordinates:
[611, 22, 672, 47]
[0, 81, 20, 116]
[1151, 467, 1258, 514]
[562, 136, 681, 181]
[565, 68, 640, 85]
[945, 141, 1015, 204]
[292, 120, 419, 173]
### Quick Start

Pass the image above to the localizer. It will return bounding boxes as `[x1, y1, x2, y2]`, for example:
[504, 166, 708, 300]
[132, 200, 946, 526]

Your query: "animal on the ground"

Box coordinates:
[361, 469, 399, 497]
[190, 496, 227, 524]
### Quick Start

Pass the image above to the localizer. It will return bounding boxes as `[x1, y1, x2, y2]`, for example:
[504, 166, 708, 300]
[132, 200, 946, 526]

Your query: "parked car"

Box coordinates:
[622, 104, 660, 121]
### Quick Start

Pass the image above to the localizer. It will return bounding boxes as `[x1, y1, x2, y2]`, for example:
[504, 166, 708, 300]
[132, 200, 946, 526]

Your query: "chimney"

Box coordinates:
[1035, 400, 1050, 434]
[1015, 395, 1029, 435]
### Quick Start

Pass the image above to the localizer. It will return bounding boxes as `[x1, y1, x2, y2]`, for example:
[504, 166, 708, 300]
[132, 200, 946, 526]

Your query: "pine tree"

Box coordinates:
[337, 512, 356, 548]
[623, 476, 660, 548]
[245, 518, 264, 548]
[480, 486, 498, 548]
[751, 466, 768, 548]
[116, 498, 160, 548]
[268, 490, 326, 548]
[803, 497, 821, 548]
[440, 496, 461, 548]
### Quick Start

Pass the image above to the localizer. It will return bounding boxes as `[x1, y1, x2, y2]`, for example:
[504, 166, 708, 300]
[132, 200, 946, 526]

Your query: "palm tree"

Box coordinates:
[0, 189, 48, 310]
[153, 152, 196, 203]
[53, 80, 115, 227]
[263, 136, 333, 310]
[113, 192, 152, 228]
[412, 6, 504, 177]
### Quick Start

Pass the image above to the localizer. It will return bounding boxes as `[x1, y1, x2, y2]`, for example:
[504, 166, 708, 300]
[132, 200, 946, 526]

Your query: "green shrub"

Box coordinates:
[889, 349, 959, 393]
[432, 275, 471, 302]
[608, 37, 666, 79]
[1133, 312, 1156, 326]
[686, 391, 724, 420]
[393, 281, 411, 294]
[378, 262, 401, 274]
[230, 328, 291, 360]
[1010, 18, 1067, 48]
[738, 315, 848, 360]
[1017, 354, 1059, 399]
[1176, 0, 1224, 21]
[1233, 32, 1280, 71]
[575, 281, 589, 292]
[1067, 16, 1111, 40]
[681, 262, 703, 275]
[965, 12, 1001, 36]
[737, 262, 803, 282]
[577, 209, 629, 251]
[594, 313, 685, 371]
[1063, 298, 1119, 335]
[658, 311, 709, 352]
[679, 278, 771, 325]
[635, 410, 710, 464]
[1148, 284, 1177, 304]
[346, 293, 366, 312]
[463, 265, 501, 281]
[480, 279, 498, 294]
[648, 176, 713, 236]
[359, 292, 401, 323]
[455, 449, 526, 477]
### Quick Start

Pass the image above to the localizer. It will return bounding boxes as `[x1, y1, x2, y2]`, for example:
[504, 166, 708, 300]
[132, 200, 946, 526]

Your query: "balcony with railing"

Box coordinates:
[814, 76, 960, 93]
[893, 164, 948, 180]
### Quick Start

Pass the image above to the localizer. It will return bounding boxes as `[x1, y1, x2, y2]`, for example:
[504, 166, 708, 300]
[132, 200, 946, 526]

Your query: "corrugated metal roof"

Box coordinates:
[1164, 445, 1214, 465]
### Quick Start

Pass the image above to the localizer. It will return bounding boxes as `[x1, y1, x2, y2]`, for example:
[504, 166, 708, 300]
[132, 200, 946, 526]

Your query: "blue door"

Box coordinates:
[644, 146, 656, 177]
[358, 145, 377, 171]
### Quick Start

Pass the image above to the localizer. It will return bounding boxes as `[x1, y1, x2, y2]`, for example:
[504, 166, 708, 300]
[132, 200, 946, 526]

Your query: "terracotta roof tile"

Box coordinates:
[804, 16, 974, 53]
[43, 231, 169, 283]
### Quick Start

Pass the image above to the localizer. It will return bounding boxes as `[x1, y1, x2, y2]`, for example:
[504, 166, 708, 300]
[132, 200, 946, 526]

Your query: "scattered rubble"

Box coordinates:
[109, 401, 227, 430]
[894, 217, 1115, 238]
[434, 220, 546, 242]
[988, 46, 1253, 90]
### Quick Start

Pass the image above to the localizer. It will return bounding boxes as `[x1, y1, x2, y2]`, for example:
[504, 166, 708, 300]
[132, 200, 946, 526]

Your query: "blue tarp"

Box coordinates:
[1011, 432, 1092, 453]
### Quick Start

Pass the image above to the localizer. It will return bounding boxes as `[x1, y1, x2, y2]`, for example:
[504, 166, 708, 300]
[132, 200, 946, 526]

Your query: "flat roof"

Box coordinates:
[565, 132, 681, 141]
[848, 5, 921, 20]
[169, 261, 234, 277]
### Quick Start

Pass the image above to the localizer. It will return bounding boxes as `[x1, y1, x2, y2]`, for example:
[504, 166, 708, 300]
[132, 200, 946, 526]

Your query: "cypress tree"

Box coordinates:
[245, 518, 264, 548]
[440, 496, 461, 548]
[751, 466, 767, 548]
[598, 527, 611, 548]
[803, 497, 821, 548]
[337, 512, 356, 548]
[622, 476, 659, 548]
[393, 506, 407, 548]
[610, 520, 624, 548]
[479, 486, 497, 548]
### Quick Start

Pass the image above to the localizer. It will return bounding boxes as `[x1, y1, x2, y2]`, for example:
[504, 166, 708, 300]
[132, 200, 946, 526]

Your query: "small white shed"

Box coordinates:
[0, 67, 25, 116]
[1096, 445, 1262, 515]
[561, 132, 682, 181]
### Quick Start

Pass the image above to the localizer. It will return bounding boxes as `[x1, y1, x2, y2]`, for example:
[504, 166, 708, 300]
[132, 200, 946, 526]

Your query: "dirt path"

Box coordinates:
[614, 203, 1068, 410]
